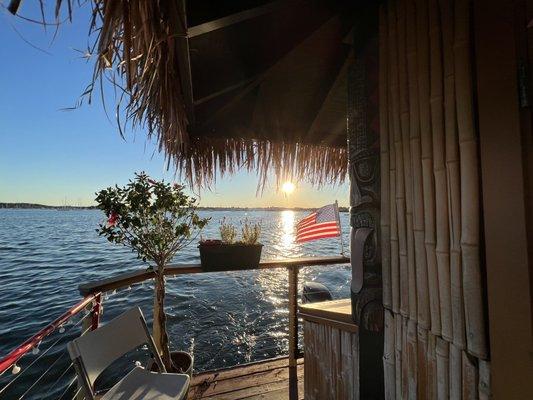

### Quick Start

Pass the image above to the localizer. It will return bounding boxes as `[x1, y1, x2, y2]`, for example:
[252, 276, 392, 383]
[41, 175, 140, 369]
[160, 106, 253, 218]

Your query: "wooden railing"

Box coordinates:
[78, 255, 350, 400]
[78, 255, 349, 295]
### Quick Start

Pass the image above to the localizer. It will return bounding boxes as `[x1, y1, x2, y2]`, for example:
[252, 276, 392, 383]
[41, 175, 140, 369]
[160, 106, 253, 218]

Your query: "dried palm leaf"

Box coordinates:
[12, 0, 348, 189]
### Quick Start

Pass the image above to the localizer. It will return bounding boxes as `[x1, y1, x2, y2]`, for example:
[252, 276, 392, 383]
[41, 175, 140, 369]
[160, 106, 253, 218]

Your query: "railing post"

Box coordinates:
[91, 293, 102, 330]
[82, 294, 102, 334]
[288, 265, 299, 400]
[77, 294, 102, 400]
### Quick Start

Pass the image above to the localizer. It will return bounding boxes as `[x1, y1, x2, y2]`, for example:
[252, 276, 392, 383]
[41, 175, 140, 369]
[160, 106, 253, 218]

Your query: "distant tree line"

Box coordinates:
[0, 203, 97, 210]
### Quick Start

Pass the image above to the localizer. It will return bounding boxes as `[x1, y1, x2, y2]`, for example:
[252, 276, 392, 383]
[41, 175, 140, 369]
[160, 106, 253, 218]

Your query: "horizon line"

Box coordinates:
[0, 202, 350, 211]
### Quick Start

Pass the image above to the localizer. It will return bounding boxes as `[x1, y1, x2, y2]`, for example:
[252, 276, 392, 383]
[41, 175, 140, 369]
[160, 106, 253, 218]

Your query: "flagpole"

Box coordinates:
[335, 200, 346, 256]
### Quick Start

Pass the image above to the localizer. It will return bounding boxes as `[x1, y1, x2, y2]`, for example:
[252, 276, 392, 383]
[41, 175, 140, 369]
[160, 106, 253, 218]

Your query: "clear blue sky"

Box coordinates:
[0, 2, 348, 207]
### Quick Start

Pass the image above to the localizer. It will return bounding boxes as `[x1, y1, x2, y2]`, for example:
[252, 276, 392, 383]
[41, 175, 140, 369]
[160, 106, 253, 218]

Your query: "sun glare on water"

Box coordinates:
[281, 181, 295, 195]
[281, 210, 296, 248]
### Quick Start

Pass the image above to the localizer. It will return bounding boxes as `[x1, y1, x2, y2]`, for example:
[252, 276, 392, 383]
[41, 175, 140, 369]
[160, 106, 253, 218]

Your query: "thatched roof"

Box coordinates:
[10, 0, 355, 188]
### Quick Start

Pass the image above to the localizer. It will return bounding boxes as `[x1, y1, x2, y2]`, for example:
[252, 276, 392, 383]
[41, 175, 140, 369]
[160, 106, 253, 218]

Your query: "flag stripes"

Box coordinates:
[296, 213, 317, 228]
[297, 222, 339, 236]
[295, 203, 341, 243]
[297, 231, 341, 243]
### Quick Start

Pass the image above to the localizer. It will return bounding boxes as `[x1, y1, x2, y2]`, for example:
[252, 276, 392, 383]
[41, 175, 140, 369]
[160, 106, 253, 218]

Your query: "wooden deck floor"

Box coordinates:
[187, 357, 304, 400]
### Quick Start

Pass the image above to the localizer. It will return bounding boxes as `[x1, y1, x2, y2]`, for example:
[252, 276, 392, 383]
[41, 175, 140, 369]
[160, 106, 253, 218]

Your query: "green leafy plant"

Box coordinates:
[219, 218, 237, 244]
[95, 172, 209, 370]
[241, 219, 261, 245]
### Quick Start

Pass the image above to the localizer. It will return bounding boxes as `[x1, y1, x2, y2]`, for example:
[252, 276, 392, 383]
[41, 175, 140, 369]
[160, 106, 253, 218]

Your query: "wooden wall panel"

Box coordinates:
[475, 0, 533, 397]
[303, 321, 359, 399]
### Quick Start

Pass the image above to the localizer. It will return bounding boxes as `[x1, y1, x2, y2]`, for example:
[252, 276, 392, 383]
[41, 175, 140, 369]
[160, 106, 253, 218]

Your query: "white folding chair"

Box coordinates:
[67, 307, 189, 400]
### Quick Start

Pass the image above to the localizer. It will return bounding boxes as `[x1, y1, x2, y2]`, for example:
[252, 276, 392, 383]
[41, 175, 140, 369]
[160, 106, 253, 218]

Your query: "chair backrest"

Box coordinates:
[67, 307, 163, 395]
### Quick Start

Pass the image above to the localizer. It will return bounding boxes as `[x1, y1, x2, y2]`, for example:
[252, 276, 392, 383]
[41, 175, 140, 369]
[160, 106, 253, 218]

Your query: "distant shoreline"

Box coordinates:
[0, 203, 98, 210]
[0, 203, 349, 212]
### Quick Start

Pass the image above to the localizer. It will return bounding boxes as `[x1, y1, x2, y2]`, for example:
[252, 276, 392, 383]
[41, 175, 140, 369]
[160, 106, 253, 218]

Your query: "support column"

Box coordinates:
[347, 4, 384, 399]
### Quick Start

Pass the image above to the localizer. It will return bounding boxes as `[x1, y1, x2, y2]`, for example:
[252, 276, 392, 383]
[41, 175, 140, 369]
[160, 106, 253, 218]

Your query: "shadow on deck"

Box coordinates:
[188, 357, 304, 399]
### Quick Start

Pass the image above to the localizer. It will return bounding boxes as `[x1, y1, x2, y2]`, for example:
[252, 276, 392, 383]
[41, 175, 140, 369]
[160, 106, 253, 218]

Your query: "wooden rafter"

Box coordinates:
[187, 0, 296, 38]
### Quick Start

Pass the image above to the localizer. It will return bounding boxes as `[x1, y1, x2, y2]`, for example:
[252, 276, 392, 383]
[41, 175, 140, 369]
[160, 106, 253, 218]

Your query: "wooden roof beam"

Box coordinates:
[176, 0, 195, 123]
[187, 0, 297, 38]
[193, 76, 260, 106]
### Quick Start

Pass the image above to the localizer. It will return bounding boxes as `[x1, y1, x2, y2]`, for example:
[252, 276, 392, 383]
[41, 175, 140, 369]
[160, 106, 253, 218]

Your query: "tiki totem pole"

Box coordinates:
[347, 5, 384, 398]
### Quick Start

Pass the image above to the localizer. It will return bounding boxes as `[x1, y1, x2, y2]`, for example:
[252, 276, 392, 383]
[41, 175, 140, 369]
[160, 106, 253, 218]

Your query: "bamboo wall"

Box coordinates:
[379, 0, 491, 398]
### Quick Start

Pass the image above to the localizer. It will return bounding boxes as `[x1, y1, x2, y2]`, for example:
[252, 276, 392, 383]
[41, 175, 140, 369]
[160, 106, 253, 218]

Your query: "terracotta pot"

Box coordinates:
[148, 351, 193, 378]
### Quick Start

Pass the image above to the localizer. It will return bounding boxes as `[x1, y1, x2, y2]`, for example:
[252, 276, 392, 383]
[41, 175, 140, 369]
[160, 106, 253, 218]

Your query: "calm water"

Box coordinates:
[0, 209, 350, 399]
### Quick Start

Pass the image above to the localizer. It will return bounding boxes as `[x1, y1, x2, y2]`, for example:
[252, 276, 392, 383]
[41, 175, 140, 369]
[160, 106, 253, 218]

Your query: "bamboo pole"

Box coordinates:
[389, 0, 401, 315]
[478, 360, 491, 400]
[416, 0, 441, 336]
[395, 313, 403, 398]
[436, 337, 450, 400]
[417, 326, 429, 399]
[391, 0, 410, 319]
[380, 4, 392, 311]
[454, 0, 488, 360]
[427, 333, 438, 399]
[401, 316, 409, 399]
[407, 0, 430, 329]
[384, 311, 396, 400]
[440, 0, 462, 346]
[406, 319, 418, 399]
[429, 0, 454, 341]
[397, 0, 417, 322]
[429, 0, 452, 339]
[439, 0, 466, 349]
[449, 343, 462, 400]
[461, 351, 479, 399]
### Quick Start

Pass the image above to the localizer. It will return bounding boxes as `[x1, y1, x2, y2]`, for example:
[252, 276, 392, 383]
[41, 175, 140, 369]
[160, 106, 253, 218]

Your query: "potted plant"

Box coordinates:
[199, 218, 263, 271]
[95, 172, 209, 373]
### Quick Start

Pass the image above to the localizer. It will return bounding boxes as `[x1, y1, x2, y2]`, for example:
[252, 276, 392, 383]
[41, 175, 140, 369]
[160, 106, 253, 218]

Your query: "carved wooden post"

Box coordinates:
[347, 4, 384, 398]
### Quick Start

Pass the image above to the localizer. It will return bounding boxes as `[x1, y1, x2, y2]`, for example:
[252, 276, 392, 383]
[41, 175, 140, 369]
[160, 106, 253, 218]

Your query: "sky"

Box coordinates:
[0, 2, 349, 208]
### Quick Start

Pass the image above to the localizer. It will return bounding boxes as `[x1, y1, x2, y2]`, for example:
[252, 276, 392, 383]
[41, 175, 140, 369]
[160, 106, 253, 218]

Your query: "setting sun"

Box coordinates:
[282, 181, 295, 194]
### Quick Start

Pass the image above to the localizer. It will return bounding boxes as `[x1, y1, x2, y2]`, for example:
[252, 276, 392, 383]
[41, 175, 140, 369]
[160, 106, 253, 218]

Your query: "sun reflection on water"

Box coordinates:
[255, 210, 301, 310]
[253, 211, 294, 304]
[280, 210, 296, 251]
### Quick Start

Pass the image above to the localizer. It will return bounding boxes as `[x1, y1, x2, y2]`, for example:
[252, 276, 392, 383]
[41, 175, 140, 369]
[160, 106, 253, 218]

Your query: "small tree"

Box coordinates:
[95, 172, 209, 370]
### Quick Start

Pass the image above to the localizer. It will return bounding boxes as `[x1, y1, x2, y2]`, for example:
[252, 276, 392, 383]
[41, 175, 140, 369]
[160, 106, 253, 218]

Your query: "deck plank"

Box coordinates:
[188, 357, 304, 400]
[240, 380, 305, 400]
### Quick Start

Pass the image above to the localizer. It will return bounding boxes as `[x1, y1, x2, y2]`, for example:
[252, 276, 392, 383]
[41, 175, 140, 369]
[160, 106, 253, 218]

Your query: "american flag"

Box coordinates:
[296, 203, 341, 243]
